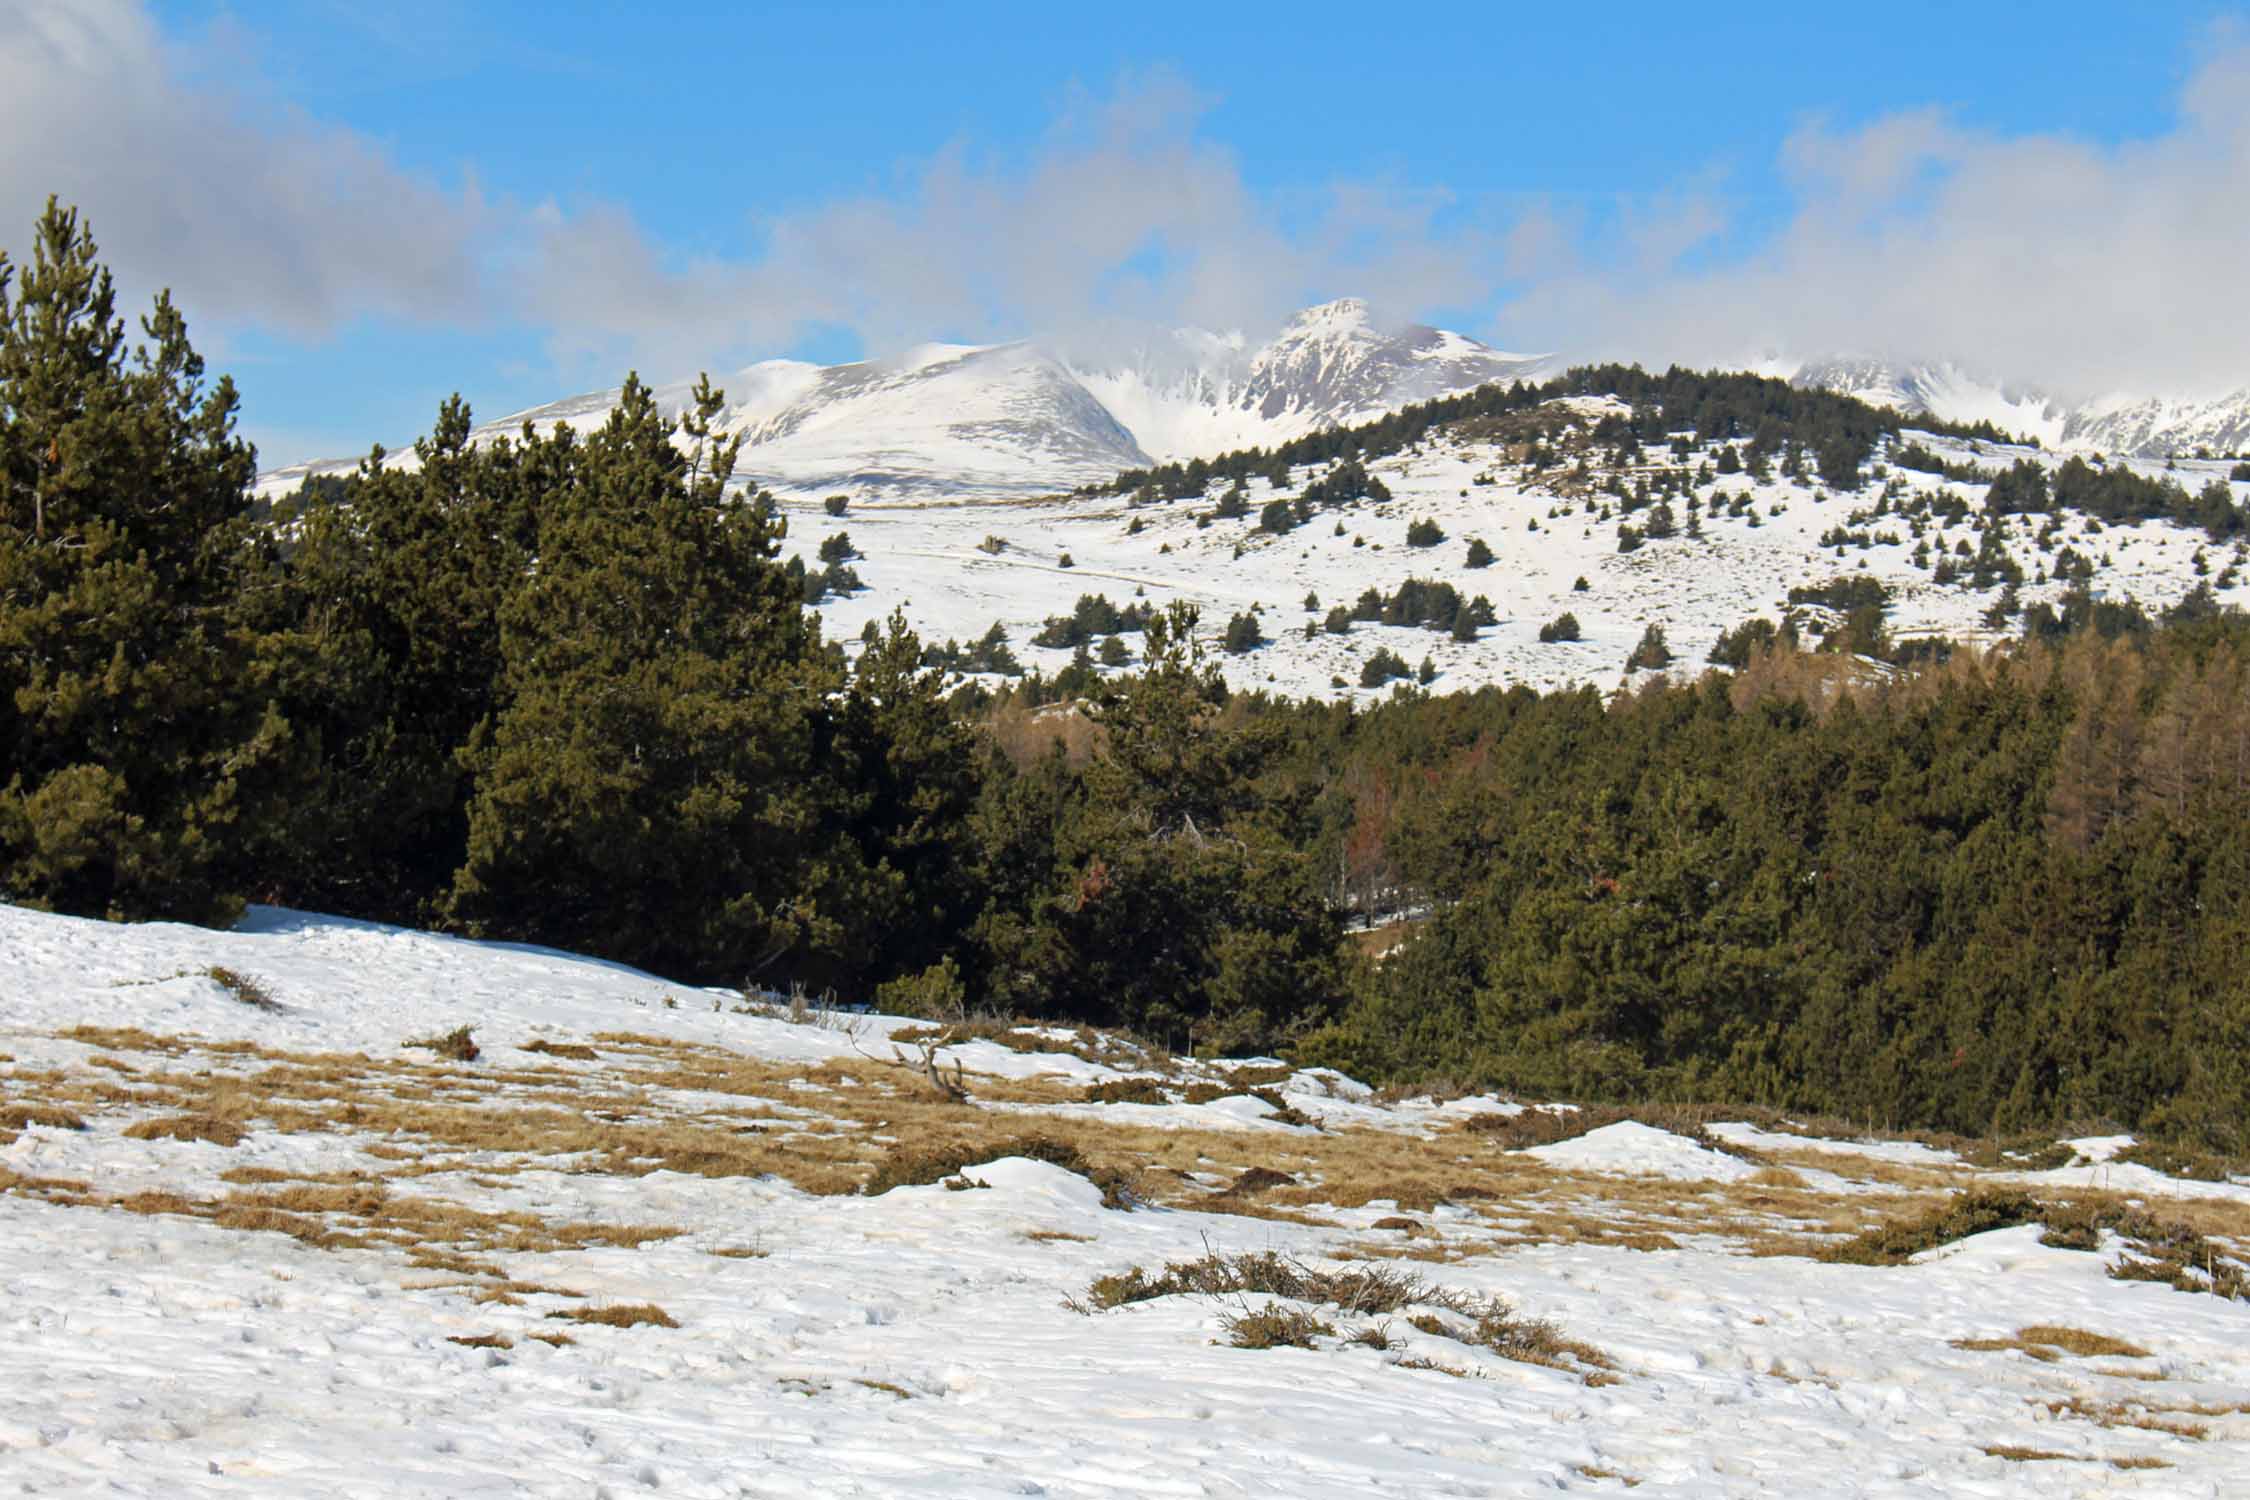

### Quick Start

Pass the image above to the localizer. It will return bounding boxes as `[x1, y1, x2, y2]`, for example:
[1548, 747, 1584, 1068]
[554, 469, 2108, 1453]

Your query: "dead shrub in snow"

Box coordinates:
[1075, 1250, 1465, 1316]
[206, 967, 281, 1011]
[1067, 1246, 1620, 1382]
[1221, 1305, 1334, 1349]
[406, 1026, 480, 1063]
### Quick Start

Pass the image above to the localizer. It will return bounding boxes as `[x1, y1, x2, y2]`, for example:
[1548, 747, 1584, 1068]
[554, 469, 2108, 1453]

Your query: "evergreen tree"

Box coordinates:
[0, 201, 279, 922]
[448, 374, 838, 982]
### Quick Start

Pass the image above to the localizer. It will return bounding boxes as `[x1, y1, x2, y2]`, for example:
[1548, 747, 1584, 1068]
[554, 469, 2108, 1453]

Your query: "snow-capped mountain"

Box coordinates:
[1789, 358, 2250, 458]
[257, 301, 1555, 501]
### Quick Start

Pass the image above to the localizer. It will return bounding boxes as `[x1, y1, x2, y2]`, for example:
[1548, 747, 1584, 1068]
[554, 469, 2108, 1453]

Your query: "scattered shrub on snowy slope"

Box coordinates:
[206, 967, 281, 1011]
[1073, 1251, 1615, 1378]
[1222, 1306, 1333, 1348]
[405, 1025, 480, 1063]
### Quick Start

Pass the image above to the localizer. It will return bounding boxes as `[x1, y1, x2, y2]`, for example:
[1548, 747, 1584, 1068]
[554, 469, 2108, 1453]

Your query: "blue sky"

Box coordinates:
[5, 1, 2242, 464]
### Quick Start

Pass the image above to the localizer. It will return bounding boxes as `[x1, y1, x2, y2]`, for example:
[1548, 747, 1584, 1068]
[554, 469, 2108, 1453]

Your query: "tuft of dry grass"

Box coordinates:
[2040, 1395, 2210, 1440]
[2016, 1326, 2149, 1359]
[1980, 1445, 2073, 1463]
[521, 1039, 598, 1061]
[1216, 1166, 1295, 1199]
[549, 1302, 678, 1329]
[1081, 1077, 1168, 1106]
[853, 1378, 914, 1398]
[0, 1103, 87, 1132]
[1574, 1465, 1641, 1487]
[447, 1333, 513, 1349]
[124, 1114, 246, 1147]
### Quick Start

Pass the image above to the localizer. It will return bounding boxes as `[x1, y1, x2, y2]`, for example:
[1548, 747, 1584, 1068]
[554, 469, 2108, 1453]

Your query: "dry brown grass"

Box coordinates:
[447, 1333, 513, 1349]
[550, 1302, 679, 1329]
[2040, 1395, 2210, 1440]
[1980, 1445, 2073, 1463]
[0, 1103, 87, 1131]
[16, 1022, 2239, 1293]
[521, 1039, 599, 1061]
[1573, 1465, 1641, 1487]
[1949, 1326, 2151, 1362]
[123, 1113, 245, 1147]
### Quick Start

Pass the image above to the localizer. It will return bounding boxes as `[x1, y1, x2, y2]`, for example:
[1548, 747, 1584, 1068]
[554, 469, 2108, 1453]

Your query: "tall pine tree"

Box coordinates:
[447, 374, 839, 982]
[0, 201, 280, 921]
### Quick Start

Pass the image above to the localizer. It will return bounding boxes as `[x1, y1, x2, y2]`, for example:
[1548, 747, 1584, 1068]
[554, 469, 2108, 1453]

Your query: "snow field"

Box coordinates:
[782, 416, 2250, 703]
[5, 902, 2250, 1497]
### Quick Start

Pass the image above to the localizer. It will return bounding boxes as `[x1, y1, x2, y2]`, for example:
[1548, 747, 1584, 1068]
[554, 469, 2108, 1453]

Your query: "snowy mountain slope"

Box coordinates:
[1789, 357, 2250, 458]
[5, 899, 2248, 1497]
[783, 407, 2248, 701]
[256, 301, 1554, 502]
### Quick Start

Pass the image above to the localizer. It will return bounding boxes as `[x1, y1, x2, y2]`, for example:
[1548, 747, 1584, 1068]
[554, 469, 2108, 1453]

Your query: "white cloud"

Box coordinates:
[514, 69, 1501, 380]
[0, 0, 488, 335]
[8, 1, 2244, 413]
[1503, 39, 2250, 400]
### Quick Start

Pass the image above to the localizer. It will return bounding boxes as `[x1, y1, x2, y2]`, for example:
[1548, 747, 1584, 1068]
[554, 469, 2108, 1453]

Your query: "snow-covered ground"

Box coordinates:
[781, 416, 2249, 700]
[5, 902, 2248, 1497]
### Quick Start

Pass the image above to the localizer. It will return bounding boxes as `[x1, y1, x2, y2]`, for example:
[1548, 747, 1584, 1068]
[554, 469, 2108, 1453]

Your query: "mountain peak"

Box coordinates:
[1279, 297, 1375, 336]
[257, 301, 1557, 500]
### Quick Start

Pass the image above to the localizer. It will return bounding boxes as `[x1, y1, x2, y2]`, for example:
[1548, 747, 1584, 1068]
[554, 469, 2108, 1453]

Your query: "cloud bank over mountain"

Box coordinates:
[5, 2, 2246, 415]
[1509, 35, 2250, 401]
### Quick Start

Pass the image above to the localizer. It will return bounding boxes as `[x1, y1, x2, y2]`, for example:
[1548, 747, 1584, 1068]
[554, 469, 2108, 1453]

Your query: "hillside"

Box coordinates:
[4, 901, 2247, 1496]
[774, 388, 2248, 700]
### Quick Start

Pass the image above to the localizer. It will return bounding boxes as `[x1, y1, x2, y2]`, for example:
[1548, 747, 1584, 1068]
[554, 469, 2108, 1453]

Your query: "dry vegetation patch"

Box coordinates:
[521, 1039, 599, 1061]
[0, 1103, 87, 1132]
[123, 1113, 245, 1147]
[550, 1303, 679, 1330]
[1952, 1326, 2150, 1362]
[1072, 1249, 1616, 1382]
[405, 1026, 480, 1063]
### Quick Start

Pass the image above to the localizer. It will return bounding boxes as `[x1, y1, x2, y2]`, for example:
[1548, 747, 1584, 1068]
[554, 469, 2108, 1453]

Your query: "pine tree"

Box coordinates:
[448, 374, 839, 982]
[0, 201, 279, 921]
[242, 396, 551, 920]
